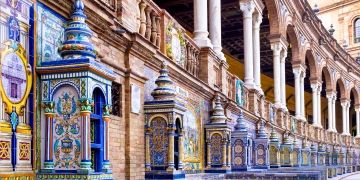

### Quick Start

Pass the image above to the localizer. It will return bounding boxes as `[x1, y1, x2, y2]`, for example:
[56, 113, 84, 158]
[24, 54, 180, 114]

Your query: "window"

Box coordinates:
[355, 18, 360, 43]
[90, 88, 105, 172]
[11, 83, 18, 98]
[111, 82, 122, 117]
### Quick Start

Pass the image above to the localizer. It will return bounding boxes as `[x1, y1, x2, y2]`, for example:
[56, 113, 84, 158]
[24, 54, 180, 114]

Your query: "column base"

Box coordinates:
[244, 82, 256, 90]
[194, 37, 213, 48]
[102, 160, 112, 173]
[295, 115, 306, 122]
[78, 160, 93, 174]
[342, 133, 351, 136]
[355, 135, 360, 138]
[312, 124, 322, 128]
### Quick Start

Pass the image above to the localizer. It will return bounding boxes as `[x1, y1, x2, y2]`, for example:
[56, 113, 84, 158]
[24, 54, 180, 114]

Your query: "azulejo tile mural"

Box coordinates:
[53, 86, 81, 170]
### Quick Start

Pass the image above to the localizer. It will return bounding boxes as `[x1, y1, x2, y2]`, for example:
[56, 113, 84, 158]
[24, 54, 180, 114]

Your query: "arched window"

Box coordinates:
[90, 88, 105, 172]
[355, 18, 360, 43]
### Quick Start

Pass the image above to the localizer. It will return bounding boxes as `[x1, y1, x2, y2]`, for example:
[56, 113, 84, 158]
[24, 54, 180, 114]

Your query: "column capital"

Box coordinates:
[240, 0, 255, 18]
[340, 98, 350, 107]
[354, 104, 360, 111]
[253, 12, 263, 28]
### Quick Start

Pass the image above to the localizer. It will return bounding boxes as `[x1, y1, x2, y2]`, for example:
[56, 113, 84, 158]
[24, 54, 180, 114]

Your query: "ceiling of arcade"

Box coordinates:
[153, 0, 321, 112]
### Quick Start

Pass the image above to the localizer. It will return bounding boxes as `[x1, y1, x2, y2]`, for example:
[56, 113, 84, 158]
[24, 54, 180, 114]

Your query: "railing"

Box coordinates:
[138, 0, 161, 47]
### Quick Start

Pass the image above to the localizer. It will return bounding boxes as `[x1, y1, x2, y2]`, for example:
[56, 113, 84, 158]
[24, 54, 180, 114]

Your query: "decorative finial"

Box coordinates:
[302, 138, 308, 148]
[283, 132, 292, 144]
[209, 95, 227, 124]
[310, 142, 316, 151]
[257, 120, 267, 139]
[313, 4, 319, 14]
[269, 126, 279, 142]
[328, 24, 335, 36]
[151, 61, 176, 101]
[234, 110, 246, 131]
[58, 0, 96, 60]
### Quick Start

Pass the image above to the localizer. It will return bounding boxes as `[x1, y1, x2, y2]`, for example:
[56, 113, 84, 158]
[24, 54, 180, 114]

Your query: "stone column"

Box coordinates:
[332, 94, 337, 133]
[253, 12, 263, 93]
[222, 140, 227, 168]
[194, 0, 212, 47]
[102, 105, 112, 172]
[78, 98, 93, 173]
[167, 124, 175, 171]
[280, 49, 287, 110]
[209, 0, 225, 60]
[326, 92, 334, 131]
[178, 131, 184, 170]
[300, 72, 306, 118]
[240, 1, 255, 89]
[311, 83, 319, 127]
[271, 42, 282, 108]
[43, 101, 55, 170]
[293, 67, 302, 120]
[207, 142, 212, 168]
[317, 85, 322, 128]
[145, 126, 151, 171]
[346, 102, 350, 135]
[341, 99, 350, 136]
[356, 106, 360, 137]
[227, 142, 231, 167]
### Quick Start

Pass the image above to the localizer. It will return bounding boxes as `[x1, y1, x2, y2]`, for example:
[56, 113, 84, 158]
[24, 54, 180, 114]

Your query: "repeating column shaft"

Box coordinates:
[332, 95, 337, 133]
[167, 127, 175, 170]
[280, 51, 287, 109]
[356, 108, 360, 137]
[294, 70, 301, 119]
[327, 94, 333, 131]
[145, 130, 151, 170]
[193, 0, 212, 47]
[253, 13, 262, 91]
[317, 87, 322, 128]
[300, 75, 306, 117]
[209, 0, 224, 59]
[240, 1, 255, 89]
[311, 84, 318, 126]
[272, 44, 282, 107]
[341, 101, 347, 135]
[222, 142, 227, 167]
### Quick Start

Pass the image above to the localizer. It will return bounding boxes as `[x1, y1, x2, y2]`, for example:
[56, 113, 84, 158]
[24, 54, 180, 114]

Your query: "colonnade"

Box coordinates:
[191, 0, 360, 137]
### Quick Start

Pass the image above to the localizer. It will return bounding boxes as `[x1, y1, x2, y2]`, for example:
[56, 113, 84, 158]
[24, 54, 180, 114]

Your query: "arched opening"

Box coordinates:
[335, 79, 346, 133]
[321, 70, 330, 129]
[350, 89, 357, 136]
[91, 88, 106, 172]
[174, 118, 181, 170]
[354, 18, 360, 43]
[304, 54, 313, 124]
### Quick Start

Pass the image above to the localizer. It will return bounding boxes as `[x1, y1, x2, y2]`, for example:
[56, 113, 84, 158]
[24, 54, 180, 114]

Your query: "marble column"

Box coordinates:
[102, 115, 111, 172]
[346, 102, 350, 135]
[167, 125, 175, 171]
[293, 67, 302, 120]
[332, 94, 337, 133]
[253, 12, 263, 93]
[207, 143, 212, 168]
[300, 72, 306, 118]
[317, 85, 322, 128]
[271, 42, 282, 108]
[194, 0, 212, 47]
[227, 142, 231, 167]
[311, 83, 320, 127]
[43, 101, 55, 170]
[79, 107, 92, 172]
[209, 0, 225, 60]
[355, 106, 360, 137]
[222, 141, 227, 168]
[341, 99, 350, 136]
[178, 131, 184, 170]
[145, 127, 151, 171]
[326, 92, 334, 131]
[240, 1, 255, 89]
[280, 49, 287, 110]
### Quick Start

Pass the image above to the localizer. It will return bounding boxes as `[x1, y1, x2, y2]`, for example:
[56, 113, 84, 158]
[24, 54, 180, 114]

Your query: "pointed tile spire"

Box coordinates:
[283, 132, 292, 145]
[256, 120, 267, 139]
[58, 0, 96, 59]
[210, 96, 227, 124]
[151, 61, 176, 101]
[234, 110, 246, 131]
[269, 126, 279, 142]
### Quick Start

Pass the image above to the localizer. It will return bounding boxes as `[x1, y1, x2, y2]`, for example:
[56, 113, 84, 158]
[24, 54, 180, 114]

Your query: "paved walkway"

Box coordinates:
[331, 172, 360, 180]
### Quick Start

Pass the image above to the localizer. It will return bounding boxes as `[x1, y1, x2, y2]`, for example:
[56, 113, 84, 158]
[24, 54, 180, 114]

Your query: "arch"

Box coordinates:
[148, 114, 168, 127]
[51, 82, 80, 100]
[264, 0, 281, 35]
[354, 18, 360, 43]
[336, 78, 347, 99]
[286, 25, 300, 63]
[305, 50, 318, 79]
[320, 66, 334, 91]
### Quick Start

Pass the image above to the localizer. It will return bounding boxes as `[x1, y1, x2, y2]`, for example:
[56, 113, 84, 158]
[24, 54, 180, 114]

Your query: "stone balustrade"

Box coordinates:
[138, 0, 161, 47]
